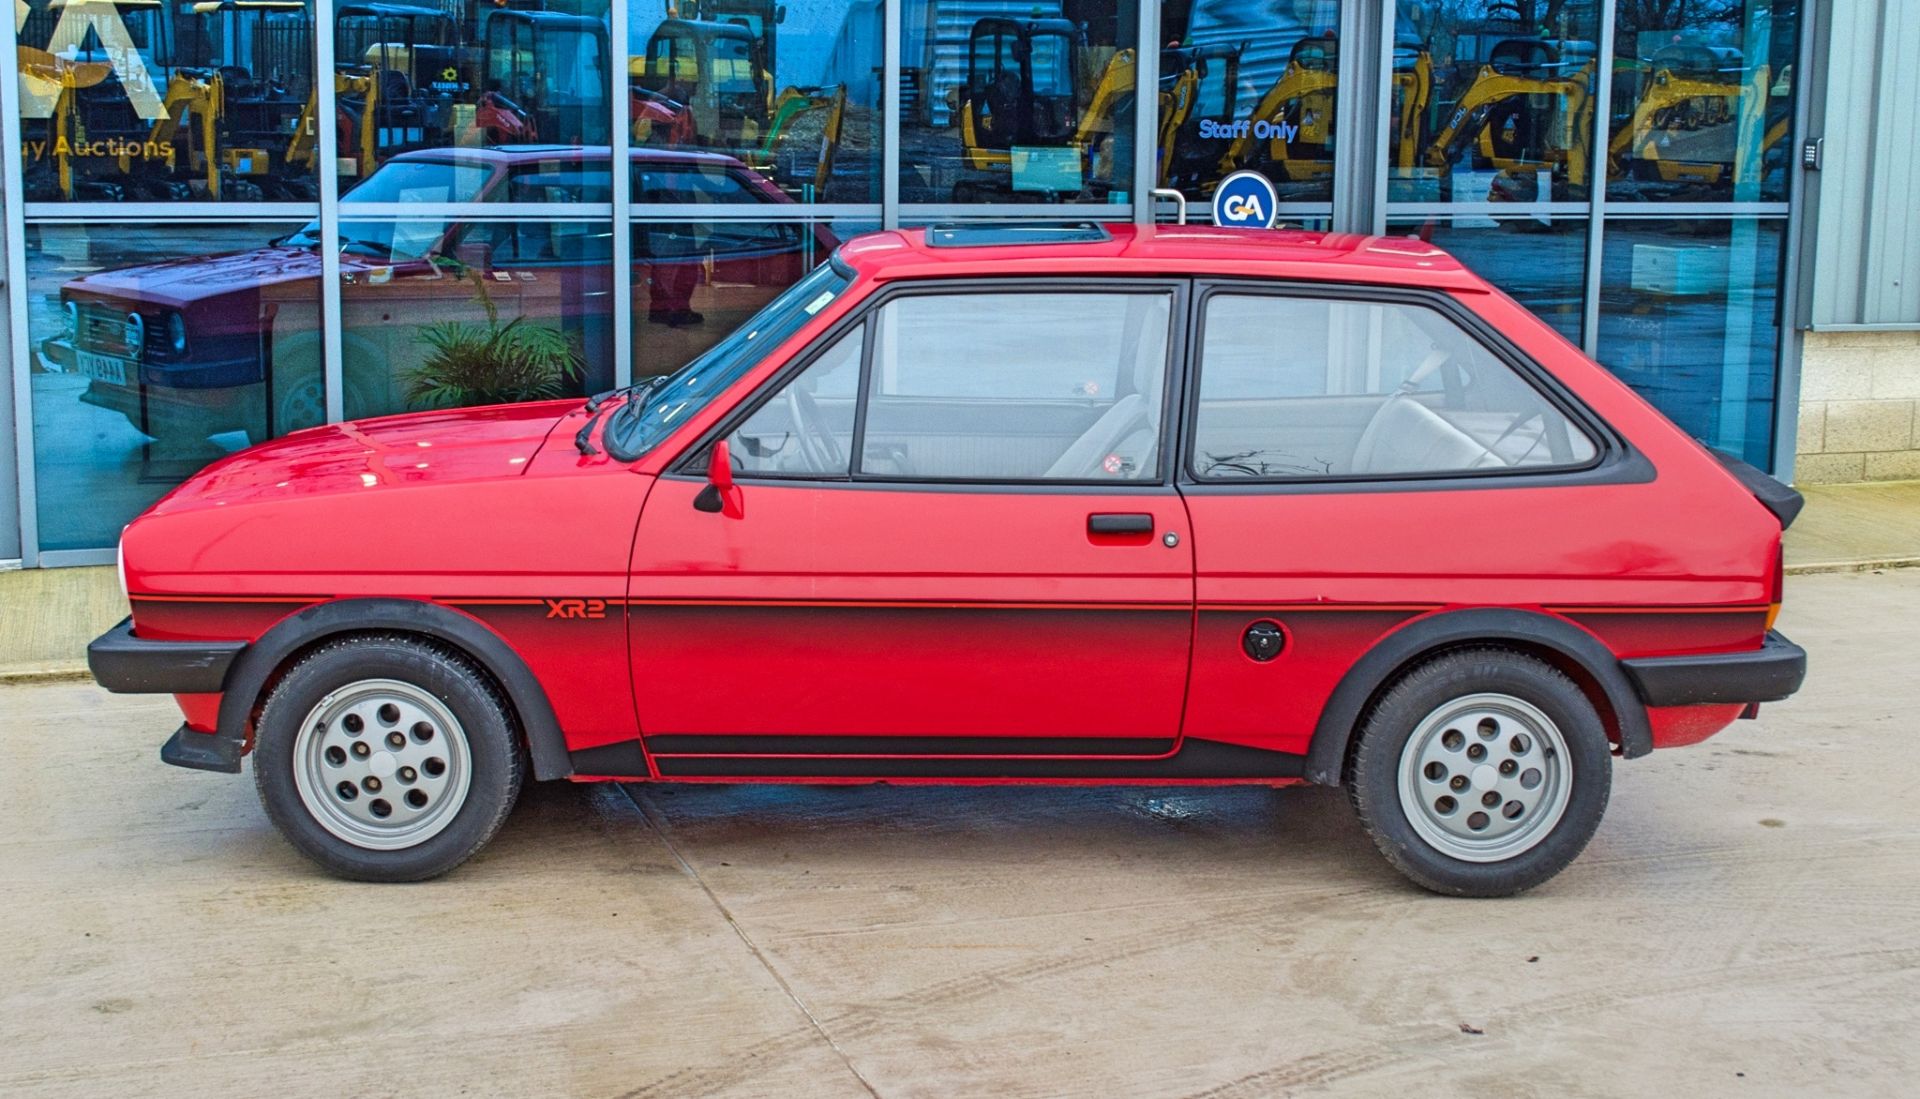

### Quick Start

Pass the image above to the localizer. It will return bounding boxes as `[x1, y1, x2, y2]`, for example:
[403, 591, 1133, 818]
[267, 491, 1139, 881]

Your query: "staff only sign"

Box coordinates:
[1211, 170, 1279, 230]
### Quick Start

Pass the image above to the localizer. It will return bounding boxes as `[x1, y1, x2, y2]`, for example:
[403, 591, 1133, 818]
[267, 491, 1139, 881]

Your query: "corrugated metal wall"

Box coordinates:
[1806, 0, 1920, 329]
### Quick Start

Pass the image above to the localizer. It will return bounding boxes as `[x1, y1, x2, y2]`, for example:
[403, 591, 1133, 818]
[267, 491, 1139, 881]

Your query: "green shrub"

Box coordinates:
[403, 269, 584, 408]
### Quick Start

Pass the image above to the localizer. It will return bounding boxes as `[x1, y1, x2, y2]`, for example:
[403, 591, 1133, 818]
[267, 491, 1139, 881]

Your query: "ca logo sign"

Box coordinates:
[1221, 192, 1266, 222]
[15, 0, 166, 121]
[1211, 169, 1280, 230]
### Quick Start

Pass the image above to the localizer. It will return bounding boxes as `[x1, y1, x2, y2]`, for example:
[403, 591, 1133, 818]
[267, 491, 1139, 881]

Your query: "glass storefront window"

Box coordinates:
[1597, 217, 1785, 468]
[630, 216, 861, 379]
[1159, 0, 1339, 206]
[335, 215, 612, 419]
[1605, 0, 1796, 203]
[900, 0, 1136, 205]
[1, 1, 1818, 558]
[26, 220, 316, 550]
[330, 0, 610, 191]
[627, 0, 881, 203]
[1387, 213, 1588, 344]
[17, 0, 317, 201]
[1390, 1, 1601, 204]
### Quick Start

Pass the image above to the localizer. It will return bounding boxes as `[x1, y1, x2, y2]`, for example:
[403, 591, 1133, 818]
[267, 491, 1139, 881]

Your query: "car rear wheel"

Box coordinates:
[1345, 648, 1611, 897]
[252, 635, 525, 881]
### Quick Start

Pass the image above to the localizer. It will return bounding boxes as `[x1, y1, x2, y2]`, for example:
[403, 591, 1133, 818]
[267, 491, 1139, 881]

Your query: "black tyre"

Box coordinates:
[252, 635, 526, 881]
[1345, 648, 1611, 897]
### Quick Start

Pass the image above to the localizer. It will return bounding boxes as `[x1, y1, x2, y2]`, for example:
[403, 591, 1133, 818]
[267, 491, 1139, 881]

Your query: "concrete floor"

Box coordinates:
[1783, 479, 1920, 571]
[2, 571, 1916, 1098]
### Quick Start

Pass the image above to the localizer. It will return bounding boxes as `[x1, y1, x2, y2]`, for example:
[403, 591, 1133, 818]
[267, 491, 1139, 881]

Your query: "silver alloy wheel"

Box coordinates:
[275, 375, 324, 432]
[291, 678, 473, 851]
[1396, 692, 1572, 863]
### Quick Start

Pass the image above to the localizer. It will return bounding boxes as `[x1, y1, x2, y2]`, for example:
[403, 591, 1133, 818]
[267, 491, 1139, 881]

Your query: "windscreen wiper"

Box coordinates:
[577, 375, 671, 455]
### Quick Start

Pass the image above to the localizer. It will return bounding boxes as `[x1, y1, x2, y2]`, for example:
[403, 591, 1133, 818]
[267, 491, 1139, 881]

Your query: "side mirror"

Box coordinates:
[693, 440, 742, 517]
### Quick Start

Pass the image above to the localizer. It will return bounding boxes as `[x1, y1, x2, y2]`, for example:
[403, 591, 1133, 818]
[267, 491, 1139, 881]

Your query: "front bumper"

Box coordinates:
[1621, 630, 1808, 707]
[88, 616, 245, 694]
[89, 618, 250, 774]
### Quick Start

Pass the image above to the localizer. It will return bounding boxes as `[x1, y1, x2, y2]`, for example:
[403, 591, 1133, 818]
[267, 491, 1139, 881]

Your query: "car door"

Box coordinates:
[626, 280, 1194, 775]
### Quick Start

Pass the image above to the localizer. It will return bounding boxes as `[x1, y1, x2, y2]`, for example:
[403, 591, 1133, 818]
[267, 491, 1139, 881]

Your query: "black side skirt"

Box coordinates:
[570, 736, 1305, 781]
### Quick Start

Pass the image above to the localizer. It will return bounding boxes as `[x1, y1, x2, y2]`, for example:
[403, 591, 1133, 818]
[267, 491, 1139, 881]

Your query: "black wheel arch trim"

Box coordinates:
[1303, 607, 1653, 786]
[214, 597, 574, 782]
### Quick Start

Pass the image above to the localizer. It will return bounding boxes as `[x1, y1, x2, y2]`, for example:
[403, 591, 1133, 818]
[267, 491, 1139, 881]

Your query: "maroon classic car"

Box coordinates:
[41, 145, 837, 450]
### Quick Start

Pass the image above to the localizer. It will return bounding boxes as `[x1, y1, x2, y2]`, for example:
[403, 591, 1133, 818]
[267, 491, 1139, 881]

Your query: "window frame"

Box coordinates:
[1177, 280, 1638, 493]
[718, 320, 868, 481]
[672, 276, 1191, 491]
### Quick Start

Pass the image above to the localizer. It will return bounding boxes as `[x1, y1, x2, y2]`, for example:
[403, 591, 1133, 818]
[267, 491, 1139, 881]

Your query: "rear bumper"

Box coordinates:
[88, 617, 245, 695]
[1621, 630, 1808, 707]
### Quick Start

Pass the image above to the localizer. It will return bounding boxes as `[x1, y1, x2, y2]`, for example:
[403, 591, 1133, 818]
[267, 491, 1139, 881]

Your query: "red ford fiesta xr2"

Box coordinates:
[90, 223, 1808, 895]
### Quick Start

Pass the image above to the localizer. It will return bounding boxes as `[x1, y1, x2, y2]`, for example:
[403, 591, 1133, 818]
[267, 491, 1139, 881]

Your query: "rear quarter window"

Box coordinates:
[1190, 293, 1599, 481]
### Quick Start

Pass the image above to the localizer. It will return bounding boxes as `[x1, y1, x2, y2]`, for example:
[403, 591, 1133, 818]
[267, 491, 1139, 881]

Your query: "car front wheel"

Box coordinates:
[252, 635, 525, 881]
[1345, 648, 1612, 897]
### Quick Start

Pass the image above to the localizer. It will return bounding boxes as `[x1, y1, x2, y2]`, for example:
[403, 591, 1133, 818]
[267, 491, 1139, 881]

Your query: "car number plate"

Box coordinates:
[76, 350, 130, 385]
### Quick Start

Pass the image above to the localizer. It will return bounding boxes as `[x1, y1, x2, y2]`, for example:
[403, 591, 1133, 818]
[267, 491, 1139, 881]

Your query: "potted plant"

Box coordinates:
[403, 264, 585, 409]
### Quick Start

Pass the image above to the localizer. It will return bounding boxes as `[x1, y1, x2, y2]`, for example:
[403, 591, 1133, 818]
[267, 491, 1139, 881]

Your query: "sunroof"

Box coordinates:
[924, 223, 1112, 248]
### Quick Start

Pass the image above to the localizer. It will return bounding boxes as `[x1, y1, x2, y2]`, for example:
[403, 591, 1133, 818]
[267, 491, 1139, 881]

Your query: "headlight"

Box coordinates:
[116, 534, 128, 599]
[123, 311, 145, 352]
[167, 312, 187, 354]
[63, 299, 78, 339]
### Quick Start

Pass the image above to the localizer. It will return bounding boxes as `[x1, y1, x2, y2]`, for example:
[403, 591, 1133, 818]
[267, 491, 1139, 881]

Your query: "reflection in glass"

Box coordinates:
[628, 0, 881, 202]
[1605, 0, 1796, 203]
[1159, 0, 1339, 204]
[1387, 214, 1587, 344]
[26, 221, 314, 549]
[630, 217, 858, 379]
[337, 216, 612, 420]
[1598, 218, 1785, 468]
[900, 0, 1136, 204]
[17, 0, 316, 201]
[331, 0, 611, 191]
[1390, 1, 1599, 203]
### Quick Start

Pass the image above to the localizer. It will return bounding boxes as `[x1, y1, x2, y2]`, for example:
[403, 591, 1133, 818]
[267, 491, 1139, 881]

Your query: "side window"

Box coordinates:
[1190, 295, 1598, 480]
[860, 292, 1172, 480]
[726, 326, 864, 477]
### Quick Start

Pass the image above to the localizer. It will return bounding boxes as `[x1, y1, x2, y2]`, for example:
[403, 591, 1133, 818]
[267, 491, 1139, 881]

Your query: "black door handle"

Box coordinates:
[1087, 513, 1154, 535]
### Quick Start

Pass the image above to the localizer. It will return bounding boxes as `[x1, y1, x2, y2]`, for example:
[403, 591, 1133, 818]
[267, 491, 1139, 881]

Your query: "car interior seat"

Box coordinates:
[1349, 347, 1506, 474]
[1042, 308, 1165, 479]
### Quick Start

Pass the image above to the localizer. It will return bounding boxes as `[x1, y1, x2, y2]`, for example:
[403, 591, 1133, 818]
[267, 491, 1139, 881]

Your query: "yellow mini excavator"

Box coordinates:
[1218, 33, 1338, 186]
[752, 84, 847, 198]
[1157, 42, 1241, 192]
[288, 71, 381, 181]
[1608, 44, 1783, 194]
[1424, 37, 1596, 199]
[949, 17, 1134, 199]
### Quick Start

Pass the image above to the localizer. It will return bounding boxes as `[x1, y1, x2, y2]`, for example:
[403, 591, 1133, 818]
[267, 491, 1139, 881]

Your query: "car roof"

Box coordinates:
[836, 223, 1486, 292]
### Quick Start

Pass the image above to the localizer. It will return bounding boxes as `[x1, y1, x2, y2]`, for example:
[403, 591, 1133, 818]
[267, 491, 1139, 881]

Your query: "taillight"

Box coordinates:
[1765, 542, 1784, 632]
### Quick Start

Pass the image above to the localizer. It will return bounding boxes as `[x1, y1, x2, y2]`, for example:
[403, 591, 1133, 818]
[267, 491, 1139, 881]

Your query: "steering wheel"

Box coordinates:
[783, 386, 845, 473]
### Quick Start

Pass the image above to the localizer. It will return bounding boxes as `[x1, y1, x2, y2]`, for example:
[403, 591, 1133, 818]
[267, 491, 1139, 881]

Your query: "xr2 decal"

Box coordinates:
[545, 598, 609, 620]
